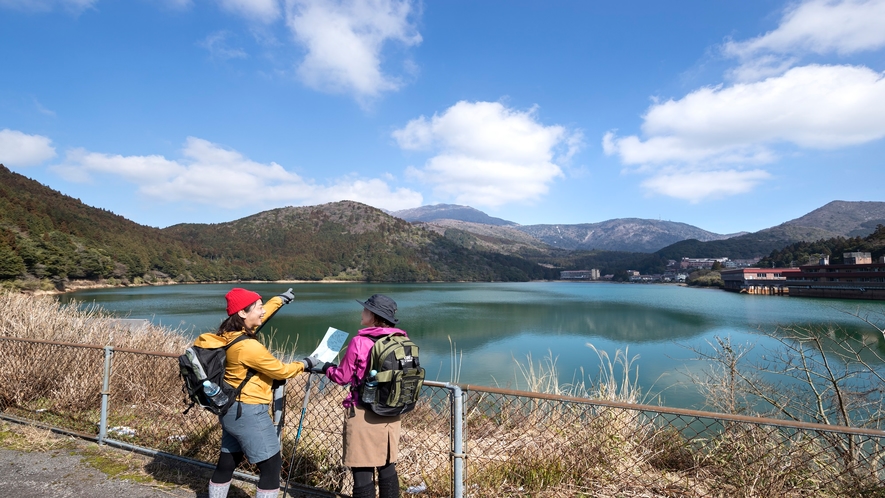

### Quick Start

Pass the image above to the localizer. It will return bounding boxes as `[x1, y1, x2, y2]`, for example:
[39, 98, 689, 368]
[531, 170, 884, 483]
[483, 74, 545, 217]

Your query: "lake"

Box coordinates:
[59, 282, 885, 410]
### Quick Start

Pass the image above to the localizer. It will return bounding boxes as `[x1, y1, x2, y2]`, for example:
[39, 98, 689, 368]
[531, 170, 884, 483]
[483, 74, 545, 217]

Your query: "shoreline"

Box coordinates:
[28, 278, 360, 297]
[27, 278, 690, 297]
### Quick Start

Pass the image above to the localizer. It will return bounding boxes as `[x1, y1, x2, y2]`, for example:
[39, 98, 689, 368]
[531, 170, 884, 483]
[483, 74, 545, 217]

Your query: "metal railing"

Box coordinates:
[2, 336, 884, 497]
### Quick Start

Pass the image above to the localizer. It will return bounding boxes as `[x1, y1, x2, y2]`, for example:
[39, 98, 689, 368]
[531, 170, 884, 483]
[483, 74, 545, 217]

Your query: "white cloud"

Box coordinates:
[604, 64, 885, 200]
[59, 147, 185, 183]
[0, 0, 96, 13]
[3, 0, 421, 101]
[609, 0, 885, 202]
[726, 55, 800, 83]
[54, 137, 422, 212]
[199, 31, 249, 60]
[218, 0, 281, 23]
[0, 129, 57, 167]
[607, 65, 885, 164]
[724, 0, 885, 81]
[725, 0, 885, 59]
[640, 169, 772, 203]
[394, 101, 581, 208]
[284, 0, 421, 101]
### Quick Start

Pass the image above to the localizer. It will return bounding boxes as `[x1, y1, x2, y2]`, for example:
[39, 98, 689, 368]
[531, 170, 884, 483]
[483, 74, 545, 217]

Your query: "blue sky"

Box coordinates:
[1, 0, 884, 235]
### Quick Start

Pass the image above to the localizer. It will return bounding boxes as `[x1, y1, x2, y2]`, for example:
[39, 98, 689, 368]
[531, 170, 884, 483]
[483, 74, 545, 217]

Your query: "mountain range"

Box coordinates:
[2, 163, 885, 287]
[394, 201, 885, 255]
[390, 204, 516, 226]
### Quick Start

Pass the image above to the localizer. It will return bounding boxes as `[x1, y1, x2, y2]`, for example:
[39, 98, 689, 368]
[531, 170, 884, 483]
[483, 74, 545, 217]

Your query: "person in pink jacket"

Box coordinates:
[322, 294, 407, 498]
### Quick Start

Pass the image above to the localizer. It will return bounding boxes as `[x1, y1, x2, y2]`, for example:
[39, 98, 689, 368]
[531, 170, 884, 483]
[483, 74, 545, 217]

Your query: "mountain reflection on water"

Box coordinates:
[61, 281, 885, 410]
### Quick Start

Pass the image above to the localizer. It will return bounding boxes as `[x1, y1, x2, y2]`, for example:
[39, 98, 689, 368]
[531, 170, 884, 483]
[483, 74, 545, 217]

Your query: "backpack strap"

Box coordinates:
[362, 333, 390, 378]
[223, 334, 258, 418]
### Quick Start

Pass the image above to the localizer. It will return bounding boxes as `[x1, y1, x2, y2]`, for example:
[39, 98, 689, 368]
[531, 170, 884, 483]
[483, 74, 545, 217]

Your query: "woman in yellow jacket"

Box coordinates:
[198, 287, 321, 498]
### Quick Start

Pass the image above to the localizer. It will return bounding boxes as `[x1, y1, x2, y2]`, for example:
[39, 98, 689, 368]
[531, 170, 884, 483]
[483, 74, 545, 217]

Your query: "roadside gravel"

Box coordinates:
[0, 445, 199, 498]
[0, 421, 253, 498]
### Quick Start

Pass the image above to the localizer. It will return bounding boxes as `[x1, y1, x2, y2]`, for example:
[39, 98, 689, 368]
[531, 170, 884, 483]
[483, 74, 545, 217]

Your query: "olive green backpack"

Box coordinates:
[360, 333, 425, 416]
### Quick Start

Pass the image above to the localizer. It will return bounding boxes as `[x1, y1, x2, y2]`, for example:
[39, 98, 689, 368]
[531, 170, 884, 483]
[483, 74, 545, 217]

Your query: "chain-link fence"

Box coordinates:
[2, 336, 885, 497]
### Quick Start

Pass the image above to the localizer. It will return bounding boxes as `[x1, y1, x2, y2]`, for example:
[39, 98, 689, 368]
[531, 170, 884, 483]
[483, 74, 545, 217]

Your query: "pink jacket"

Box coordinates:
[325, 326, 408, 408]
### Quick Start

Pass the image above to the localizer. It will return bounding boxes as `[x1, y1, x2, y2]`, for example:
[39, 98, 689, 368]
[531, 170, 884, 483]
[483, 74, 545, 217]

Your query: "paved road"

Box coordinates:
[0, 421, 338, 498]
[0, 446, 202, 498]
[0, 443, 335, 497]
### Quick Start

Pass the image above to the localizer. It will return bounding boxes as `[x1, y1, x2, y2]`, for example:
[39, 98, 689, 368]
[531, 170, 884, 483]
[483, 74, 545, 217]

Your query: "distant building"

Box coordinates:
[722, 252, 885, 300]
[724, 258, 761, 269]
[786, 252, 885, 300]
[679, 257, 729, 270]
[720, 268, 801, 295]
[843, 252, 872, 265]
[560, 269, 600, 280]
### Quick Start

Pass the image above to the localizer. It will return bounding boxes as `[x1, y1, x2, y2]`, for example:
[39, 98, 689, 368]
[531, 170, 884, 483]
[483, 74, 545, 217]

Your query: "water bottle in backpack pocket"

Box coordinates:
[361, 370, 378, 405]
[203, 380, 229, 408]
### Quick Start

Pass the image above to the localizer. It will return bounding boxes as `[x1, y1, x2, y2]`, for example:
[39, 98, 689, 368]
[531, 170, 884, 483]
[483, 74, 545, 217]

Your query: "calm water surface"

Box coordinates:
[60, 282, 885, 410]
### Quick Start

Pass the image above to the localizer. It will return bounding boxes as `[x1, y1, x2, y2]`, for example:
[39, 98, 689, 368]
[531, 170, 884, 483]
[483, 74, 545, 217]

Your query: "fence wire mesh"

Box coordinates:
[0, 338, 105, 434]
[460, 387, 885, 497]
[2, 336, 885, 498]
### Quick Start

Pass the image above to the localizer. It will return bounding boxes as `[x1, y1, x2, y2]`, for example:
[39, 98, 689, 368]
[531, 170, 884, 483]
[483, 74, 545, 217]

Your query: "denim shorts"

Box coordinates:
[220, 402, 279, 463]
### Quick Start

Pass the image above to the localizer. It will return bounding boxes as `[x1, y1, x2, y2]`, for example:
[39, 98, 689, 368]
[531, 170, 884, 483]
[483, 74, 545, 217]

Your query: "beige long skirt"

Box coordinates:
[342, 405, 402, 467]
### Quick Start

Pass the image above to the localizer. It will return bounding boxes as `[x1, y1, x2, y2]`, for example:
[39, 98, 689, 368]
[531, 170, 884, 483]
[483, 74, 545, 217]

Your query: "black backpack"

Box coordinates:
[179, 334, 256, 416]
[359, 333, 425, 416]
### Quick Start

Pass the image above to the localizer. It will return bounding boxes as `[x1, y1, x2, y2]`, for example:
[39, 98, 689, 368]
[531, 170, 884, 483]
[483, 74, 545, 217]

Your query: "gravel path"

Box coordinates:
[0, 421, 339, 498]
[0, 446, 201, 498]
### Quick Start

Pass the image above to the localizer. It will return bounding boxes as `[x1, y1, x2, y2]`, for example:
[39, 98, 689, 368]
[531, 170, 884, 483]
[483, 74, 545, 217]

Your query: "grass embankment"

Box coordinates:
[1, 291, 882, 497]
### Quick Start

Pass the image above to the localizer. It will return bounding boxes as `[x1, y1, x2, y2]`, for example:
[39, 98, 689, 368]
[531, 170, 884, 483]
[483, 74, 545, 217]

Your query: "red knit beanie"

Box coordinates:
[225, 288, 262, 316]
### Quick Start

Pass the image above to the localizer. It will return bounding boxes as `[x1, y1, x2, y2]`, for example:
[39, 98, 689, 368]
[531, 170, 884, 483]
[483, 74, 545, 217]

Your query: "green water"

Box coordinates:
[60, 282, 885, 410]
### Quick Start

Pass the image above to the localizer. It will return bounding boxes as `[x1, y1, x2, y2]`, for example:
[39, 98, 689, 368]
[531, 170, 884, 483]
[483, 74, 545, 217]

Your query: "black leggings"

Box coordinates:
[352, 462, 397, 487]
[211, 451, 282, 490]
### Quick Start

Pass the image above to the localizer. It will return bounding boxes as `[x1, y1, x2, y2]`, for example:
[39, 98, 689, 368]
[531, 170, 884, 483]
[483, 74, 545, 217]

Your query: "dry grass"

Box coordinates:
[1, 290, 883, 497]
[462, 345, 885, 497]
[0, 419, 76, 452]
[0, 291, 191, 352]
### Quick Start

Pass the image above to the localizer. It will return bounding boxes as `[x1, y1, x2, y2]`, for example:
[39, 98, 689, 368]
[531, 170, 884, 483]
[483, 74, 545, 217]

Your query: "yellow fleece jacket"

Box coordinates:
[193, 296, 306, 405]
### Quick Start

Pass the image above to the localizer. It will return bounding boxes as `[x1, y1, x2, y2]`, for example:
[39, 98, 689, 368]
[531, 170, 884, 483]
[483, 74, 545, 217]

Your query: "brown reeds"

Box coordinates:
[0, 291, 191, 351]
[1, 290, 883, 497]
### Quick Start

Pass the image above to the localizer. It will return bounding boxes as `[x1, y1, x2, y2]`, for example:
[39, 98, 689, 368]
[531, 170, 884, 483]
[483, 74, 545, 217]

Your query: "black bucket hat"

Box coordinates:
[357, 294, 399, 325]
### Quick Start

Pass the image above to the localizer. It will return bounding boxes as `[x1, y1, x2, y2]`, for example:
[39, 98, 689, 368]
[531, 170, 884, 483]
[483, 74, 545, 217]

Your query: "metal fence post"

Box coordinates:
[447, 383, 465, 498]
[98, 345, 114, 444]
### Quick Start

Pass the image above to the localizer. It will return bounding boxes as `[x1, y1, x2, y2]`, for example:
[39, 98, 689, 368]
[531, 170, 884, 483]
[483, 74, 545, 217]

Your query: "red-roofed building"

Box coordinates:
[720, 268, 802, 295]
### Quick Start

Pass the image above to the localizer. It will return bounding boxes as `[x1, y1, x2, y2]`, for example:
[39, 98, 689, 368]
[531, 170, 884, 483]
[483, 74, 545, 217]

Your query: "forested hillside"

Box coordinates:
[757, 224, 885, 267]
[0, 165, 220, 286]
[653, 227, 814, 260]
[163, 201, 549, 282]
[0, 166, 553, 288]
[163, 201, 554, 282]
[782, 200, 885, 237]
[655, 201, 885, 260]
